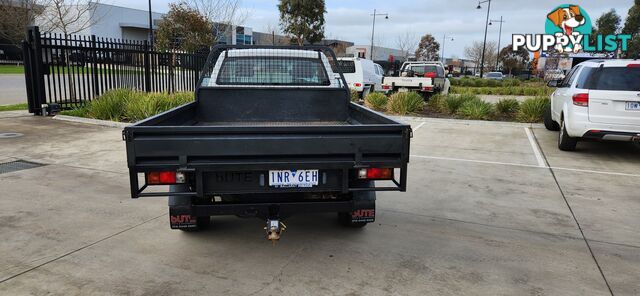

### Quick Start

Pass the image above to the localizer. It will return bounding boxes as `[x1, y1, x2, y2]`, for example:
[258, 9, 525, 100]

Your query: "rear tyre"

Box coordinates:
[558, 118, 578, 151]
[544, 105, 560, 131]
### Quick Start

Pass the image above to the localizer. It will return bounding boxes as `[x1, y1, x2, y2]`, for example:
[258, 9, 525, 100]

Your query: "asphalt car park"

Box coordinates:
[0, 111, 638, 295]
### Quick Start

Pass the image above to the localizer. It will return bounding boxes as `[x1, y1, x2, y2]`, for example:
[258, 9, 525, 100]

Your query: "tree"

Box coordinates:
[39, 0, 100, 35]
[278, 0, 326, 46]
[155, 2, 213, 52]
[414, 34, 439, 61]
[185, 0, 247, 43]
[395, 32, 417, 61]
[0, 0, 47, 48]
[464, 40, 497, 73]
[623, 0, 640, 58]
[594, 9, 621, 36]
[498, 44, 530, 75]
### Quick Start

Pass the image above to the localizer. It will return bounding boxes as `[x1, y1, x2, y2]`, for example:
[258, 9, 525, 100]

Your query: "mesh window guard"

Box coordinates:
[199, 46, 347, 89]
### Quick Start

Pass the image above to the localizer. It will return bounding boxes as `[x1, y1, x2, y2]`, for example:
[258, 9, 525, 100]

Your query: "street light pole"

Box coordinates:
[370, 9, 389, 60]
[148, 0, 154, 48]
[490, 16, 505, 70]
[477, 0, 491, 78]
[441, 34, 454, 64]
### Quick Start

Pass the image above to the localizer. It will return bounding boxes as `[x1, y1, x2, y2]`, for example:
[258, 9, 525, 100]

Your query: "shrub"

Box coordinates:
[64, 89, 194, 122]
[387, 92, 424, 115]
[349, 89, 359, 102]
[516, 96, 550, 122]
[486, 79, 499, 87]
[86, 88, 131, 121]
[495, 98, 520, 115]
[443, 93, 477, 114]
[364, 92, 388, 111]
[457, 99, 494, 120]
[503, 78, 521, 87]
[427, 93, 447, 113]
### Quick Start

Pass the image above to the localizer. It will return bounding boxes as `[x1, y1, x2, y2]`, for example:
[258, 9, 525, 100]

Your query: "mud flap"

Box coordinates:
[350, 181, 376, 223]
[169, 206, 198, 229]
[168, 184, 197, 229]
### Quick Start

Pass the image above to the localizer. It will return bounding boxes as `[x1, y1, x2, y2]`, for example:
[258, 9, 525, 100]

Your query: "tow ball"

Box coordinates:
[265, 219, 286, 244]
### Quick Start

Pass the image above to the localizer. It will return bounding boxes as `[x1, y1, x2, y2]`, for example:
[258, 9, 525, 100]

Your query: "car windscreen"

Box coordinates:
[408, 65, 437, 75]
[580, 66, 640, 91]
[337, 60, 356, 73]
[487, 73, 502, 78]
[216, 57, 331, 86]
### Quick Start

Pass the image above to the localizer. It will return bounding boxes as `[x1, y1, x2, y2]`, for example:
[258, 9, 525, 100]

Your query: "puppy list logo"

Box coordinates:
[513, 4, 632, 54]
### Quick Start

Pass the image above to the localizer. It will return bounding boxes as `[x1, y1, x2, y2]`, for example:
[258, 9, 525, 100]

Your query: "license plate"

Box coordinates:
[269, 170, 319, 188]
[626, 101, 640, 110]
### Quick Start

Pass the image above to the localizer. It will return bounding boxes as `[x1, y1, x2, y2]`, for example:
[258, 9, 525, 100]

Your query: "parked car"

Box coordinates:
[123, 46, 412, 242]
[337, 57, 385, 98]
[485, 72, 504, 80]
[544, 59, 640, 151]
[381, 61, 450, 99]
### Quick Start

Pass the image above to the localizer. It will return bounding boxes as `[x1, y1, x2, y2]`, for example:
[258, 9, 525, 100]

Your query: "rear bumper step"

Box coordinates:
[583, 130, 640, 141]
[173, 201, 355, 219]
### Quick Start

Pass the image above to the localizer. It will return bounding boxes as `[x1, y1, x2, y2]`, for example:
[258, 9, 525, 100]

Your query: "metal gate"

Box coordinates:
[22, 26, 209, 115]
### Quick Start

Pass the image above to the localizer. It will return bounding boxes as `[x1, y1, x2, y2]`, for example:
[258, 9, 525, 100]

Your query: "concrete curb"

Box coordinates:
[53, 115, 131, 128]
[391, 115, 545, 128]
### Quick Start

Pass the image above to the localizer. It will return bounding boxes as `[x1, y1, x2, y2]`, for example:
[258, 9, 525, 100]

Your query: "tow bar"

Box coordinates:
[265, 219, 286, 244]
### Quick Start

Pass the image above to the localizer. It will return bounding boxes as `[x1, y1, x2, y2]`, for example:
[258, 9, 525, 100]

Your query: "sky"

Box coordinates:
[106, 0, 634, 59]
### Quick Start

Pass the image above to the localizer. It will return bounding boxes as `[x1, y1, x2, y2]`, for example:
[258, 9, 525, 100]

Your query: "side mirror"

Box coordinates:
[547, 80, 560, 87]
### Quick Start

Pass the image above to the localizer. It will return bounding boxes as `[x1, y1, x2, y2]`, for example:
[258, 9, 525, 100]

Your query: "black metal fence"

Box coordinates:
[23, 26, 209, 115]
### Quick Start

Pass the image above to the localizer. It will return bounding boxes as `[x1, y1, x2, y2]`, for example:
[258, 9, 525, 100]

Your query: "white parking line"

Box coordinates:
[410, 154, 640, 178]
[524, 127, 548, 167]
[414, 122, 426, 131]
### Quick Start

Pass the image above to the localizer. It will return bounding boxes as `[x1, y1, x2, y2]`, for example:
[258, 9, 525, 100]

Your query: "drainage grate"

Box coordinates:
[0, 160, 45, 175]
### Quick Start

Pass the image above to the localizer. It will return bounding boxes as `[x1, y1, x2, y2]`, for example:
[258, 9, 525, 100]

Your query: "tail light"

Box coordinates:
[424, 72, 436, 78]
[382, 85, 391, 90]
[357, 168, 393, 180]
[146, 171, 186, 185]
[572, 93, 589, 107]
[354, 83, 362, 87]
[422, 86, 433, 92]
[627, 64, 640, 68]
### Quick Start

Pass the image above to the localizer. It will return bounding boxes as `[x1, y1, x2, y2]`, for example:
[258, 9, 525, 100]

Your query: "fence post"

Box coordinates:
[91, 35, 99, 97]
[26, 26, 47, 115]
[143, 40, 151, 92]
[22, 36, 36, 114]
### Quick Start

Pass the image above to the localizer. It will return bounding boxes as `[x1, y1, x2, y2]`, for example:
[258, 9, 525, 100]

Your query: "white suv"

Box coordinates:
[544, 59, 640, 151]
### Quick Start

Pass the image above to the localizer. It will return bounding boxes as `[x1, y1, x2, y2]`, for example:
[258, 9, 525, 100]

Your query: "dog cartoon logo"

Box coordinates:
[545, 5, 592, 53]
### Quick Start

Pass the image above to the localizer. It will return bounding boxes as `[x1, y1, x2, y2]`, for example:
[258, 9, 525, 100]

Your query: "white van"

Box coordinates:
[337, 57, 385, 98]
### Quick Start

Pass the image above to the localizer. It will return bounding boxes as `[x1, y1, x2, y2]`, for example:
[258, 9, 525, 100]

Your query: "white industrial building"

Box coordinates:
[35, 3, 253, 45]
[346, 45, 409, 62]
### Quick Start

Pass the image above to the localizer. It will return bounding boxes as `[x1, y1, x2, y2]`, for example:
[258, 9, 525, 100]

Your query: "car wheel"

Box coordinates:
[558, 118, 578, 151]
[544, 104, 560, 131]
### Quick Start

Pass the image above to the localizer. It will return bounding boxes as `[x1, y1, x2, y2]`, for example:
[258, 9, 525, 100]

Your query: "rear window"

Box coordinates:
[581, 66, 640, 91]
[408, 65, 437, 75]
[337, 60, 356, 73]
[487, 72, 502, 78]
[216, 57, 330, 86]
